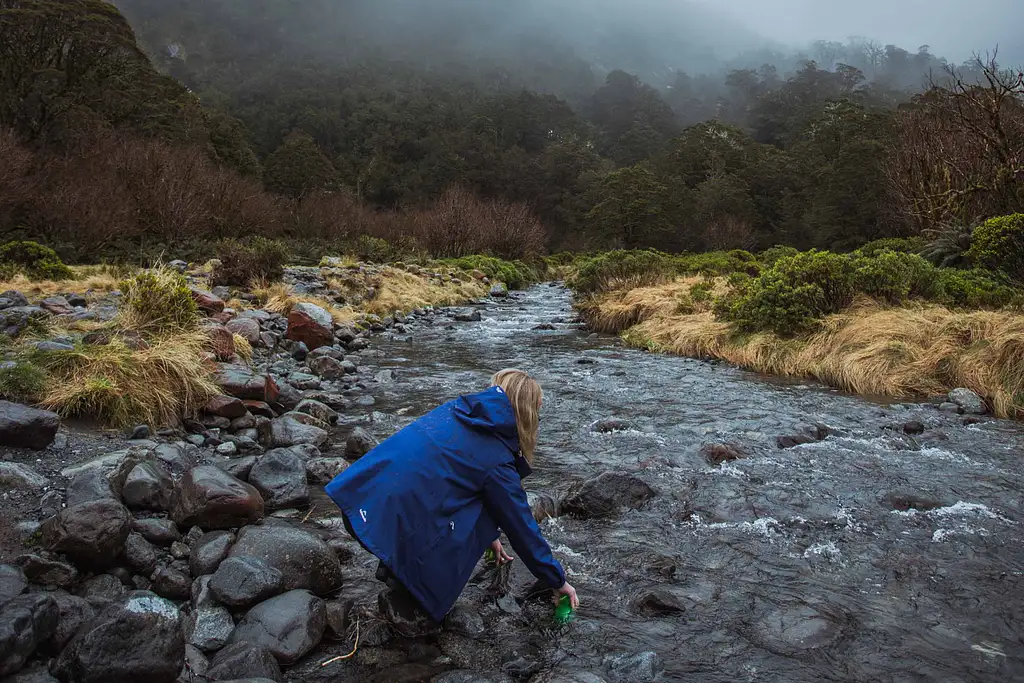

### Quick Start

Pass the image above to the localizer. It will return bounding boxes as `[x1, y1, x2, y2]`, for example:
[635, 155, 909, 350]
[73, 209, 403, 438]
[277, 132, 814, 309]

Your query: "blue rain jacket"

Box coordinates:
[324, 386, 566, 622]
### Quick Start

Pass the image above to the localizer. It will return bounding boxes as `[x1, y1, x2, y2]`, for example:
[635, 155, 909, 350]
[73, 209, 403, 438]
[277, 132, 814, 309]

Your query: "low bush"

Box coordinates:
[851, 251, 940, 303]
[212, 237, 289, 286]
[854, 237, 925, 258]
[0, 359, 48, 402]
[757, 245, 799, 267]
[676, 250, 761, 276]
[439, 255, 540, 290]
[569, 250, 677, 294]
[935, 268, 1019, 309]
[119, 265, 199, 333]
[967, 213, 1024, 281]
[0, 241, 74, 280]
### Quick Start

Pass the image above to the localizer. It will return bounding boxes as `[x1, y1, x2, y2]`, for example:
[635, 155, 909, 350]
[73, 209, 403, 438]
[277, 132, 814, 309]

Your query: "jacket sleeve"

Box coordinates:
[482, 462, 566, 588]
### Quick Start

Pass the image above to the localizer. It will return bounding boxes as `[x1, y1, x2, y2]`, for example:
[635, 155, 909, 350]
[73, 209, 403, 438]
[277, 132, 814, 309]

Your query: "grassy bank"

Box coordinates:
[569, 227, 1024, 418]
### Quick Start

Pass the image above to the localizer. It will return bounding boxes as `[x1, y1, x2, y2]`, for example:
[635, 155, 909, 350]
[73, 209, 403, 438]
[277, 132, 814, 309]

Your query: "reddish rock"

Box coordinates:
[191, 288, 226, 315]
[286, 303, 334, 350]
[172, 465, 265, 530]
[214, 364, 277, 402]
[212, 311, 234, 325]
[226, 317, 261, 346]
[204, 324, 236, 362]
[205, 395, 248, 419]
[242, 401, 276, 419]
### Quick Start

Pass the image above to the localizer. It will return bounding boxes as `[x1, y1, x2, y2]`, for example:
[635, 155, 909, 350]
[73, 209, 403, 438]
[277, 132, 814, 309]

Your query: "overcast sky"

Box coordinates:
[695, 0, 1023, 63]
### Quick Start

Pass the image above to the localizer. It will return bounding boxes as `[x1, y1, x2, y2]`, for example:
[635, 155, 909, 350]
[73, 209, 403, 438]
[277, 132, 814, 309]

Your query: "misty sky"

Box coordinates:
[697, 0, 1023, 63]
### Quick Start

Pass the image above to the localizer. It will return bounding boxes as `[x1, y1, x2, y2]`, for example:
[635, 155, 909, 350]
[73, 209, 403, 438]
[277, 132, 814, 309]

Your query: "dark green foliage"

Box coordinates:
[920, 222, 974, 268]
[569, 250, 677, 294]
[0, 359, 47, 402]
[966, 214, 1024, 282]
[213, 237, 289, 286]
[676, 251, 761, 276]
[0, 241, 74, 280]
[439, 256, 539, 290]
[851, 251, 939, 303]
[935, 269, 1019, 309]
[854, 237, 925, 258]
[758, 245, 800, 266]
[263, 132, 338, 199]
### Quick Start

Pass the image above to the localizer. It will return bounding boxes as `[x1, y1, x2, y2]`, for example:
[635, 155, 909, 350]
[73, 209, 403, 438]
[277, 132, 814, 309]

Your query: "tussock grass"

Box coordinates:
[361, 267, 488, 316]
[233, 333, 253, 363]
[253, 282, 358, 324]
[32, 331, 219, 427]
[0, 268, 123, 298]
[577, 277, 725, 334]
[588, 281, 1024, 418]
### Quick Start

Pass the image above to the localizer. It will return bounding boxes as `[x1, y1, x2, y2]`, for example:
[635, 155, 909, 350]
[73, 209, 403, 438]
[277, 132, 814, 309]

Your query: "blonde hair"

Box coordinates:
[490, 368, 542, 463]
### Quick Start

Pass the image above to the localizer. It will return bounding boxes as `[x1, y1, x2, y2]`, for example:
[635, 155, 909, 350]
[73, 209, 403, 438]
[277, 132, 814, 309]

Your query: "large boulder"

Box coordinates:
[172, 466, 265, 531]
[209, 556, 284, 609]
[0, 462, 49, 490]
[228, 526, 342, 596]
[248, 450, 309, 509]
[44, 593, 95, 655]
[560, 472, 656, 519]
[213, 364, 280, 403]
[52, 592, 184, 683]
[0, 594, 59, 677]
[286, 302, 334, 350]
[344, 427, 378, 461]
[121, 461, 174, 511]
[43, 499, 131, 571]
[0, 401, 60, 450]
[226, 590, 326, 665]
[206, 642, 283, 682]
[948, 388, 987, 415]
[265, 415, 328, 449]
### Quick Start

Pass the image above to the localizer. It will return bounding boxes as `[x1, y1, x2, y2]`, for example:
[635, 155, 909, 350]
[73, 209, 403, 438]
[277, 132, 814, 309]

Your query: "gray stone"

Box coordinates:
[307, 355, 347, 380]
[590, 417, 632, 433]
[602, 652, 664, 683]
[939, 402, 962, 414]
[294, 398, 338, 425]
[305, 458, 348, 484]
[527, 672, 610, 683]
[154, 443, 193, 475]
[286, 372, 320, 390]
[489, 283, 509, 298]
[187, 604, 235, 652]
[52, 592, 184, 683]
[213, 454, 257, 481]
[435, 673, 514, 683]
[172, 466, 264, 531]
[78, 574, 126, 605]
[43, 498, 131, 571]
[217, 441, 239, 456]
[16, 554, 77, 589]
[324, 599, 352, 640]
[66, 469, 117, 507]
[150, 567, 191, 601]
[39, 490, 63, 518]
[228, 525, 342, 596]
[122, 461, 174, 511]
[948, 388, 987, 415]
[124, 533, 159, 575]
[266, 415, 328, 448]
[209, 556, 284, 609]
[344, 427, 378, 461]
[0, 462, 49, 489]
[44, 593, 94, 655]
[286, 302, 334, 350]
[454, 310, 481, 322]
[248, 450, 308, 509]
[0, 564, 28, 601]
[561, 472, 656, 519]
[443, 604, 485, 638]
[189, 530, 236, 577]
[0, 401, 60, 450]
[132, 518, 181, 546]
[0, 594, 59, 677]
[226, 590, 326, 664]
[207, 642, 283, 682]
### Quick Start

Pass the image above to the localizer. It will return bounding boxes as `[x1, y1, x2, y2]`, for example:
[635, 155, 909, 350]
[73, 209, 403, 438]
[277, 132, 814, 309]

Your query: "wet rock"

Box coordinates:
[172, 540, 192, 558]
[228, 526, 343, 596]
[561, 472, 656, 519]
[191, 288, 226, 315]
[286, 302, 334, 351]
[16, 555, 77, 588]
[129, 424, 152, 440]
[884, 491, 945, 512]
[227, 589, 326, 664]
[527, 492, 560, 523]
[307, 354, 347, 380]
[43, 498, 131, 571]
[291, 341, 310, 361]
[132, 518, 181, 546]
[602, 652, 663, 683]
[122, 461, 174, 511]
[53, 591, 184, 683]
[154, 443, 194, 476]
[124, 533, 159, 575]
[295, 398, 338, 425]
[532, 323, 557, 330]
[0, 593, 59, 677]
[528, 671, 610, 683]
[0, 401, 60, 450]
[902, 420, 926, 435]
[182, 644, 209, 680]
[209, 556, 284, 609]
[186, 604, 235, 652]
[948, 388, 986, 415]
[775, 423, 831, 449]
[589, 417, 632, 433]
[324, 598, 353, 640]
[454, 310, 482, 323]
[207, 642, 283, 682]
[443, 604, 485, 638]
[0, 462, 49, 489]
[205, 394, 249, 419]
[939, 402, 962, 414]
[151, 567, 191, 601]
[634, 588, 686, 616]
[306, 458, 349, 484]
[375, 369, 395, 384]
[189, 530, 236, 577]
[226, 317, 261, 346]
[214, 364, 280, 403]
[265, 415, 329, 449]
[701, 442, 746, 466]
[44, 593, 94, 654]
[214, 454, 257, 481]
[489, 283, 509, 298]
[750, 604, 844, 656]
[248, 449, 309, 509]
[0, 564, 28, 601]
[216, 441, 239, 456]
[345, 427, 379, 461]
[78, 574, 126, 604]
[244, 401, 276, 419]
[378, 586, 441, 638]
[172, 465, 265, 530]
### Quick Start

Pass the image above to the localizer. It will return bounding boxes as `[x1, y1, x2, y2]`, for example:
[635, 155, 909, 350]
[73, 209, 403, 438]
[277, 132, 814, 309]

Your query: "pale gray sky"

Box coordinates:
[696, 0, 1023, 63]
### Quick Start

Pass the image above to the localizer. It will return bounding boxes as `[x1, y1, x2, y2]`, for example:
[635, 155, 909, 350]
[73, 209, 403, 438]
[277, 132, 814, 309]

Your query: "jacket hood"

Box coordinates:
[454, 386, 520, 456]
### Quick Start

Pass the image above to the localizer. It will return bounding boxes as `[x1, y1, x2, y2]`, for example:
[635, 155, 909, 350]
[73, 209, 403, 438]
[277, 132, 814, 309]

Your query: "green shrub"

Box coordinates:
[119, 266, 199, 332]
[921, 222, 973, 268]
[936, 268, 1019, 309]
[676, 251, 761, 276]
[689, 281, 714, 304]
[212, 237, 288, 286]
[440, 255, 539, 290]
[852, 251, 940, 303]
[757, 245, 799, 267]
[967, 214, 1024, 281]
[854, 237, 925, 258]
[0, 241, 74, 280]
[0, 359, 47, 402]
[568, 250, 677, 294]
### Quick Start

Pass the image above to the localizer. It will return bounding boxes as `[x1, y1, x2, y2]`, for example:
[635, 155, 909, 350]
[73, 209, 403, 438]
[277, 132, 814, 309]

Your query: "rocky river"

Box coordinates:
[2, 282, 1024, 682]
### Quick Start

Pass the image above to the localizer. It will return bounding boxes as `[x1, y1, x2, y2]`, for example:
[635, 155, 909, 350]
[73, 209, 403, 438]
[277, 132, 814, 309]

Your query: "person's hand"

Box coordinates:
[554, 581, 579, 609]
[490, 539, 514, 565]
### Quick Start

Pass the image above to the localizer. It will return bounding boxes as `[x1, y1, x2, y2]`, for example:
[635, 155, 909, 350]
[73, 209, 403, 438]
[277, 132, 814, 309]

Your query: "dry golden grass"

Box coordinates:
[577, 276, 726, 334]
[253, 282, 359, 324]
[232, 333, 253, 363]
[589, 281, 1024, 418]
[32, 330, 219, 427]
[0, 267, 125, 298]
[361, 267, 488, 316]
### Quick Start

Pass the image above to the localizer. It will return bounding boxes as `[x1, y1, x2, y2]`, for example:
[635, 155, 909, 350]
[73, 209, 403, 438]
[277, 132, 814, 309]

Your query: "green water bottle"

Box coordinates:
[553, 594, 574, 625]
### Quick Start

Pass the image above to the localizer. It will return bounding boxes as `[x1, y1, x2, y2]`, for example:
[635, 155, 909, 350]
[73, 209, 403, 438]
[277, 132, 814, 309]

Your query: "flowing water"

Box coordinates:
[313, 283, 1024, 682]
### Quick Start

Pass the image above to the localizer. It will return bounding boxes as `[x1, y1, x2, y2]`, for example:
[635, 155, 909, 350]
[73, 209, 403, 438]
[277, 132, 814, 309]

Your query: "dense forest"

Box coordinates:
[0, 0, 1021, 262]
